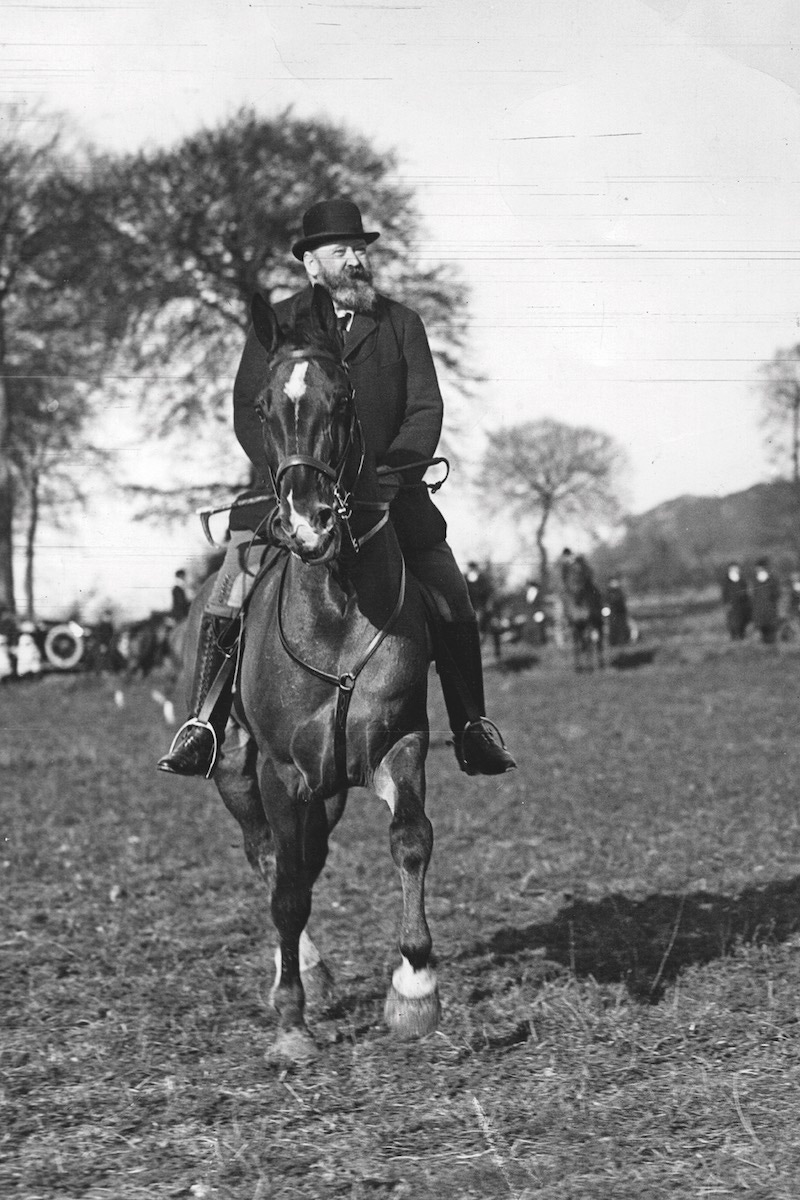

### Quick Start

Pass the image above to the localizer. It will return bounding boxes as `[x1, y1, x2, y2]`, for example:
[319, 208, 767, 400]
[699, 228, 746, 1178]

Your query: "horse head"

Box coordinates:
[251, 285, 361, 564]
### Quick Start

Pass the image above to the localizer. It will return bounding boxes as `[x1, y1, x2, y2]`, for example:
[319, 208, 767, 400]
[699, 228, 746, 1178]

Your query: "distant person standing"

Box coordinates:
[0, 607, 17, 680]
[463, 561, 495, 636]
[751, 558, 780, 644]
[788, 571, 800, 629]
[93, 608, 117, 673]
[605, 578, 632, 647]
[15, 621, 42, 678]
[524, 579, 547, 645]
[0, 613, 13, 682]
[170, 570, 191, 623]
[721, 562, 752, 641]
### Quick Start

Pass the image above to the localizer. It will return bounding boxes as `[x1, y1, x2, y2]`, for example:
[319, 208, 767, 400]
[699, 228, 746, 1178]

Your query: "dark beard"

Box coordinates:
[317, 263, 377, 314]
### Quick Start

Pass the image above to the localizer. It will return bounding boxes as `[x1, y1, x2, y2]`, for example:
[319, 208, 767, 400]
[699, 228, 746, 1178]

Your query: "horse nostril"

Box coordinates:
[315, 506, 335, 533]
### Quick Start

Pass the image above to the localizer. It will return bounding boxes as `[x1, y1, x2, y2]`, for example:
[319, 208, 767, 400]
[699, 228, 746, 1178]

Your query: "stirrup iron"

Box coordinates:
[165, 717, 219, 779]
[463, 715, 506, 745]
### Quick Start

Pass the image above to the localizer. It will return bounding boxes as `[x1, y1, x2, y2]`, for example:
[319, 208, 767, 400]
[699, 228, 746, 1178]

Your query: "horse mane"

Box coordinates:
[279, 296, 342, 360]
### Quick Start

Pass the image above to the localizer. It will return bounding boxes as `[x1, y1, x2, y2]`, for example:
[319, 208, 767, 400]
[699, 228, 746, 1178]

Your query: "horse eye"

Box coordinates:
[255, 389, 273, 420]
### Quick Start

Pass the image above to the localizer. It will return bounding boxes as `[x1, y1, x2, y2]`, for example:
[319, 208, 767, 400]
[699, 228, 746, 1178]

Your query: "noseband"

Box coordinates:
[264, 347, 368, 552]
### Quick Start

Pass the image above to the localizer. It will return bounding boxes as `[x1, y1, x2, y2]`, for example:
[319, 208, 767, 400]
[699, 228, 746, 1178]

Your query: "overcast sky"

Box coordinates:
[5, 0, 800, 613]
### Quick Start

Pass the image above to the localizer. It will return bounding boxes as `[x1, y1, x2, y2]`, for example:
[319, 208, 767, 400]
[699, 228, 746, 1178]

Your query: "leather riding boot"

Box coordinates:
[434, 620, 517, 776]
[157, 614, 236, 778]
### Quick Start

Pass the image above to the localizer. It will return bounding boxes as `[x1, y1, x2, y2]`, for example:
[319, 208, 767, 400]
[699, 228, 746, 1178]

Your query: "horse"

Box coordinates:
[148, 619, 186, 725]
[181, 285, 438, 1064]
[112, 613, 182, 720]
[116, 612, 173, 680]
[561, 555, 605, 671]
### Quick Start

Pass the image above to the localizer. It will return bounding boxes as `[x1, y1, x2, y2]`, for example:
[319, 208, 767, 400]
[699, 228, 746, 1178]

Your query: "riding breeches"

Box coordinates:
[205, 530, 277, 619]
[205, 533, 476, 626]
[402, 542, 475, 623]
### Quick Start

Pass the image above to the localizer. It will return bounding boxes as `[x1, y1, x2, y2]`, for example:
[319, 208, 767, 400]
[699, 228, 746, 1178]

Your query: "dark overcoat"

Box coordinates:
[751, 573, 780, 629]
[232, 286, 447, 551]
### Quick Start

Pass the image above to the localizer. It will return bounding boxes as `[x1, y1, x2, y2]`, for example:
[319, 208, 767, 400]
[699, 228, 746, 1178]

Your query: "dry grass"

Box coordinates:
[3, 621, 800, 1198]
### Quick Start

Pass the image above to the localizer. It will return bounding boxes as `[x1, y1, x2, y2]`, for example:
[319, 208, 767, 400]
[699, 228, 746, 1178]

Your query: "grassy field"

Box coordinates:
[3, 617, 800, 1198]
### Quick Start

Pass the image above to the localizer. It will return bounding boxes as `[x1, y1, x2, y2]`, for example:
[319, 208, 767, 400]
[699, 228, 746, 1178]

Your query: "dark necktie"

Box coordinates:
[337, 314, 351, 337]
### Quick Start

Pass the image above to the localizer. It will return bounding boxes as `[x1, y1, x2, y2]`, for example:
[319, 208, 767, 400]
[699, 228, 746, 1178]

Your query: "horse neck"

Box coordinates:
[285, 498, 403, 636]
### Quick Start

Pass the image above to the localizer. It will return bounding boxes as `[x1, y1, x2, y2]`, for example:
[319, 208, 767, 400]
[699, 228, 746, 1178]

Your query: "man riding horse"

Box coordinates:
[158, 199, 516, 780]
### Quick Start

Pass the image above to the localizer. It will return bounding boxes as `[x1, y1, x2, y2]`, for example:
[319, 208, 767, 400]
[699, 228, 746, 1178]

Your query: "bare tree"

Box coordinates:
[758, 344, 800, 485]
[11, 393, 111, 619]
[0, 106, 124, 614]
[478, 418, 628, 589]
[0, 107, 65, 611]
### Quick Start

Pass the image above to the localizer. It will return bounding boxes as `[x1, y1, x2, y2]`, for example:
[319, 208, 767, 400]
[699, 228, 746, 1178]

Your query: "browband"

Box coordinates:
[277, 347, 344, 367]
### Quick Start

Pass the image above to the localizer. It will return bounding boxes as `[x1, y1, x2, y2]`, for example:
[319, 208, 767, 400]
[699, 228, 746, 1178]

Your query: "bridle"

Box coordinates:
[261, 346, 377, 555]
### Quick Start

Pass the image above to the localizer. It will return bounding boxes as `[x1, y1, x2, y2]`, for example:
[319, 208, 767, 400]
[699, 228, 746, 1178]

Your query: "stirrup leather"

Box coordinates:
[166, 717, 219, 780]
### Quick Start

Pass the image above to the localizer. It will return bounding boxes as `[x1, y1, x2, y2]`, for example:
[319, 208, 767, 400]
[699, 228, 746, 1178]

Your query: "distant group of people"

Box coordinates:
[0, 568, 193, 685]
[0, 610, 44, 682]
[722, 558, 799, 644]
[462, 552, 634, 657]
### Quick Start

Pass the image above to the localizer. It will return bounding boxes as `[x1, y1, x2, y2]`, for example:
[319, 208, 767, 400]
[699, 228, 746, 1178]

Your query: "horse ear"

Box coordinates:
[251, 293, 282, 355]
[309, 283, 340, 345]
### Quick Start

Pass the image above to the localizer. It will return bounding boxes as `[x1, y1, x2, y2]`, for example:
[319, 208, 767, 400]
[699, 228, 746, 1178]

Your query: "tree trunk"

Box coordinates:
[0, 362, 16, 615]
[535, 503, 551, 596]
[23, 471, 40, 621]
[793, 389, 799, 486]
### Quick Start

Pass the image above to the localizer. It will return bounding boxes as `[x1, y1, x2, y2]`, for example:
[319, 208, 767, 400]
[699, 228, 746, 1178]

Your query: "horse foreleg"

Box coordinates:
[214, 723, 275, 885]
[219, 735, 334, 1051]
[258, 760, 321, 1064]
[278, 791, 341, 1008]
[373, 733, 439, 1039]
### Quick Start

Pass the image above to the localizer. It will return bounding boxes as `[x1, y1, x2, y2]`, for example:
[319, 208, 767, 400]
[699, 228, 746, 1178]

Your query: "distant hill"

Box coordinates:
[591, 480, 800, 593]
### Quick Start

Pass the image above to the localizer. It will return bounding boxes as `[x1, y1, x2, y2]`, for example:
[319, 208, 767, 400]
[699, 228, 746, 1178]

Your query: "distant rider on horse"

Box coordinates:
[157, 199, 516, 780]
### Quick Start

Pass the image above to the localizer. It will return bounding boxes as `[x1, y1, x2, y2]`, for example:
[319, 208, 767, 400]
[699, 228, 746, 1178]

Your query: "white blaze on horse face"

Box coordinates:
[283, 360, 309, 411]
[283, 360, 309, 449]
[285, 488, 320, 548]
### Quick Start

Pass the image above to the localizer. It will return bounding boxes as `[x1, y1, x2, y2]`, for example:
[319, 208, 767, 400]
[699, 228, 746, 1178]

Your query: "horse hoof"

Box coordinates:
[265, 1027, 319, 1067]
[301, 959, 337, 1007]
[384, 986, 441, 1039]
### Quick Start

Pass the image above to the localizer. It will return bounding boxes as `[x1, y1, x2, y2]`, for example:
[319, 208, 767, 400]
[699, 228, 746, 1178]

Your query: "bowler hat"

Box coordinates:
[291, 199, 380, 260]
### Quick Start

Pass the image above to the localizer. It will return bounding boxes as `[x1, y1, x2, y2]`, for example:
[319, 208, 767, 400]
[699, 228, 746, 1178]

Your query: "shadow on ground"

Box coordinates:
[461, 875, 800, 1003]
